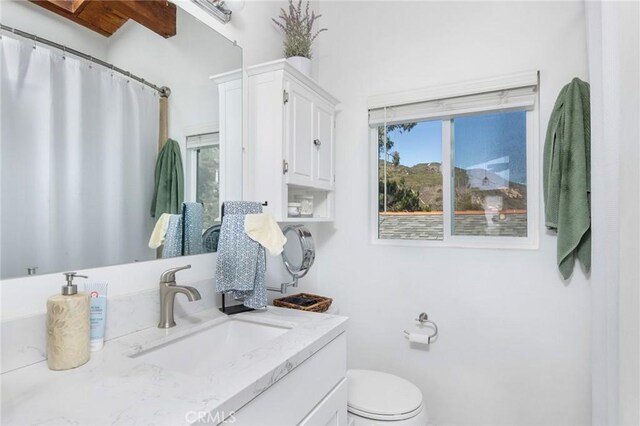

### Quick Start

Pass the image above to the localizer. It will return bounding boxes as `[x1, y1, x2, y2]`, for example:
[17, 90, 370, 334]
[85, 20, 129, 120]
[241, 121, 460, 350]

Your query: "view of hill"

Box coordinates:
[379, 161, 527, 212]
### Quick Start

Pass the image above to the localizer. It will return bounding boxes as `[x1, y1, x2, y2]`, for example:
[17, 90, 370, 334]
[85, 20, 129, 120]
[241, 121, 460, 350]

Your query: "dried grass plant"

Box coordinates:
[272, 0, 327, 59]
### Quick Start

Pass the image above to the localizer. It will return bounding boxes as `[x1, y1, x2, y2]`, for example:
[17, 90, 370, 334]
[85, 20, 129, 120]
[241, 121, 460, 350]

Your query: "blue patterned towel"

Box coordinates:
[183, 202, 204, 256]
[162, 214, 183, 258]
[222, 201, 263, 216]
[215, 201, 266, 309]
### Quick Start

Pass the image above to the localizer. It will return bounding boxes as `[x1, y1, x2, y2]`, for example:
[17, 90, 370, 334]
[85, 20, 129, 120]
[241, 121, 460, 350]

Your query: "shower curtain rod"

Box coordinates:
[0, 23, 171, 98]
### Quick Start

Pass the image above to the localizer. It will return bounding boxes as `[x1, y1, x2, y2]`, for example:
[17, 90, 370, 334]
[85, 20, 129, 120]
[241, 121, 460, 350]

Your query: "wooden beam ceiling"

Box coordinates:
[30, 0, 177, 38]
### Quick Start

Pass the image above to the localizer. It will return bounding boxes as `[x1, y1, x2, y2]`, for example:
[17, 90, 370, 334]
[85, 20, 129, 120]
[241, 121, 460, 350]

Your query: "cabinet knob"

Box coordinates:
[313, 139, 322, 147]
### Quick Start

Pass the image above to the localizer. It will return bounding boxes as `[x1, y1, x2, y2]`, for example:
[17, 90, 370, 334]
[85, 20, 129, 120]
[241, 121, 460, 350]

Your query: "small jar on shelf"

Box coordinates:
[295, 195, 314, 217]
[288, 202, 302, 217]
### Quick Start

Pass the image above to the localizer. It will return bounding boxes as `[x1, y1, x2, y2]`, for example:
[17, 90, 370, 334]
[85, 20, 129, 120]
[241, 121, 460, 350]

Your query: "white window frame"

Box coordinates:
[368, 71, 540, 250]
[185, 128, 221, 222]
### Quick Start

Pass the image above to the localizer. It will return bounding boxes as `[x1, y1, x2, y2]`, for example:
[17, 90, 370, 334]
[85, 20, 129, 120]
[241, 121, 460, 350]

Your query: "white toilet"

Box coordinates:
[346, 369, 428, 425]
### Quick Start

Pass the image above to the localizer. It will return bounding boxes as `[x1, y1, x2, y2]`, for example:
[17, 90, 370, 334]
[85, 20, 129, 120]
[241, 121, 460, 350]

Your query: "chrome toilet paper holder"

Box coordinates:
[403, 312, 439, 344]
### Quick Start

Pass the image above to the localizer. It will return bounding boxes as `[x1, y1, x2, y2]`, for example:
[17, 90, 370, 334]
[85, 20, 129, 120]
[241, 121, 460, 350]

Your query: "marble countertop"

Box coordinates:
[1, 306, 348, 425]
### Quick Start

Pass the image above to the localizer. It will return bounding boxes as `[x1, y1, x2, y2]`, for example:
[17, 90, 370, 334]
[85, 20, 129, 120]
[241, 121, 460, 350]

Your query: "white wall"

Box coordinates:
[608, 6, 640, 423]
[314, 2, 591, 425]
[588, 1, 640, 424]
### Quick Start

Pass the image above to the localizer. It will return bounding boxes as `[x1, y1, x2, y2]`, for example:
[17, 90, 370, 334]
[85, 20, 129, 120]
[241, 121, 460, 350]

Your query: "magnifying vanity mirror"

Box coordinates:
[0, 1, 242, 279]
[269, 225, 316, 294]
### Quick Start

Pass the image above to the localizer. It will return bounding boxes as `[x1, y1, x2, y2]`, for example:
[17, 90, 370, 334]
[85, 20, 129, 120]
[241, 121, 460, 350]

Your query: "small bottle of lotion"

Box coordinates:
[83, 282, 108, 351]
[46, 272, 90, 371]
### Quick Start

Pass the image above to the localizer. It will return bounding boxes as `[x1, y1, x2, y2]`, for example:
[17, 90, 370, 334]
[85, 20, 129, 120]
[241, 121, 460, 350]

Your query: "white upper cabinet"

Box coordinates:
[313, 99, 335, 188]
[246, 60, 339, 222]
[286, 78, 315, 186]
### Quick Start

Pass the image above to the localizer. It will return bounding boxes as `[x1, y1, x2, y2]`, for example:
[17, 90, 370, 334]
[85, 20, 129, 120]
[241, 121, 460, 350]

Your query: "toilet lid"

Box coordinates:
[346, 370, 423, 421]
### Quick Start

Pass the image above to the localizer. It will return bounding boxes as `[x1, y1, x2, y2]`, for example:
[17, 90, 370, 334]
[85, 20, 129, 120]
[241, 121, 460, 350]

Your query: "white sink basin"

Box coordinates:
[130, 317, 292, 377]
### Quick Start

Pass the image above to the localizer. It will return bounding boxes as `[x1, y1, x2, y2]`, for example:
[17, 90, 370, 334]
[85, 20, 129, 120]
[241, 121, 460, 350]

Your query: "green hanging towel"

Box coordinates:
[150, 139, 184, 219]
[543, 78, 591, 279]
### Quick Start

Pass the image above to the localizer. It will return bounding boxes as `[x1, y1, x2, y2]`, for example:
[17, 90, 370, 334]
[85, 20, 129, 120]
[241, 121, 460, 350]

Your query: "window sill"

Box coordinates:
[369, 236, 539, 251]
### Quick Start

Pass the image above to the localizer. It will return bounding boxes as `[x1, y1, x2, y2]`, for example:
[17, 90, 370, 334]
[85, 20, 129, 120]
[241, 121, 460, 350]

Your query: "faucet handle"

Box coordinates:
[160, 265, 191, 283]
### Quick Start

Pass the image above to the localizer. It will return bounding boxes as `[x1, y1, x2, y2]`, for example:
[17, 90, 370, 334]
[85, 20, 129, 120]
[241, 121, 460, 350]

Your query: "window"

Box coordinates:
[186, 132, 220, 230]
[378, 120, 444, 240]
[451, 111, 527, 238]
[370, 72, 539, 248]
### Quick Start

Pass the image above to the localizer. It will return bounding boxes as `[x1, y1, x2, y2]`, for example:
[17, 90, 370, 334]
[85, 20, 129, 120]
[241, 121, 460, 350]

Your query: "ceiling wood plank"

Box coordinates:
[46, 0, 89, 13]
[110, 1, 176, 39]
[76, 1, 129, 36]
[29, 0, 176, 38]
[29, 0, 120, 37]
[41, 0, 74, 13]
[70, 0, 90, 14]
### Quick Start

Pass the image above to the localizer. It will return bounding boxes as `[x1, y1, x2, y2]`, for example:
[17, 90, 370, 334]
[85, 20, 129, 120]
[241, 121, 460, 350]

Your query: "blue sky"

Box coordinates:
[385, 120, 442, 166]
[383, 111, 527, 184]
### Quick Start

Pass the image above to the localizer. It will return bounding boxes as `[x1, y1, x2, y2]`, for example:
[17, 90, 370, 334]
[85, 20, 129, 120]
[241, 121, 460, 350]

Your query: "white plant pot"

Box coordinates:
[287, 56, 312, 78]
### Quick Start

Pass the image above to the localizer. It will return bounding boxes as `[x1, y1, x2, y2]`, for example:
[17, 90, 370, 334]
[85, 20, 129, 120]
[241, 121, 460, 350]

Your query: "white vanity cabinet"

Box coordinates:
[246, 60, 339, 222]
[229, 333, 348, 425]
[0, 306, 349, 426]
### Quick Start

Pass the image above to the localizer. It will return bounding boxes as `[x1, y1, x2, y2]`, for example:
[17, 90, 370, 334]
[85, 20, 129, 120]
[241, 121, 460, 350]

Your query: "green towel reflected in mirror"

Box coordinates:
[151, 139, 184, 219]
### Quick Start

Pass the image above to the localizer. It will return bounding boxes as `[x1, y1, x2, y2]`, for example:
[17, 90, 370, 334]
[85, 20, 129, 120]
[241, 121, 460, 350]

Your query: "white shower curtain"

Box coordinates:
[1, 36, 160, 278]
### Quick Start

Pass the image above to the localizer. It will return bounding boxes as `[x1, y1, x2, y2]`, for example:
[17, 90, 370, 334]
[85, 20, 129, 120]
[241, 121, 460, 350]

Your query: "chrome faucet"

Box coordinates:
[158, 265, 201, 329]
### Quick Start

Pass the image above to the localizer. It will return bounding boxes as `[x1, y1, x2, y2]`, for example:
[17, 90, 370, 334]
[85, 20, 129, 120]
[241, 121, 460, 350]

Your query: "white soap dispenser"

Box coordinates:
[46, 272, 91, 371]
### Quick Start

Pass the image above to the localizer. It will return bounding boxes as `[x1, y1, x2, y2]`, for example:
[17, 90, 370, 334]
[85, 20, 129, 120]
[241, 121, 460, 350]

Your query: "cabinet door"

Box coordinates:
[299, 379, 348, 426]
[228, 334, 347, 426]
[313, 101, 335, 189]
[286, 79, 315, 187]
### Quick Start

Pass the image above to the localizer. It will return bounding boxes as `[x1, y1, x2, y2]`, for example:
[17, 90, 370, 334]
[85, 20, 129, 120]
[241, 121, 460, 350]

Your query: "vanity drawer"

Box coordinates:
[229, 332, 347, 425]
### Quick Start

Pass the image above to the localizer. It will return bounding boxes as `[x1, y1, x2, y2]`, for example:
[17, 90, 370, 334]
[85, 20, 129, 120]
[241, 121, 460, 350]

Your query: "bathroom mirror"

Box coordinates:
[282, 225, 316, 279]
[0, 1, 242, 279]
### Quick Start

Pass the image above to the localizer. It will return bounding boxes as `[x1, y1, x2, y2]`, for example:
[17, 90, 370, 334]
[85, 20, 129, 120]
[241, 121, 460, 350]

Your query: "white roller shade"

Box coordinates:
[369, 71, 539, 126]
[186, 132, 219, 149]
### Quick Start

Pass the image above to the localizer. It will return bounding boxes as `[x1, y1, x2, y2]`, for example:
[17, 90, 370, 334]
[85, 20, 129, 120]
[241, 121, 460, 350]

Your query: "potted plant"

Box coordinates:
[272, 0, 327, 77]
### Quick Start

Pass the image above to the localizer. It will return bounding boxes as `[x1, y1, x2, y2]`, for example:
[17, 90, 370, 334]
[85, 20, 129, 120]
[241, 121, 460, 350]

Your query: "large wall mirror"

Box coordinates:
[0, 1, 242, 279]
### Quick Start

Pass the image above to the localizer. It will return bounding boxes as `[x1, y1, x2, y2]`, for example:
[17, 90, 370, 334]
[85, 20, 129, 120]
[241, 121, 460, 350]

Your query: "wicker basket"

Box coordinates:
[273, 293, 333, 313]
